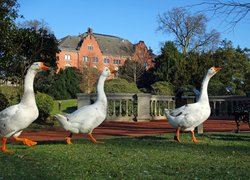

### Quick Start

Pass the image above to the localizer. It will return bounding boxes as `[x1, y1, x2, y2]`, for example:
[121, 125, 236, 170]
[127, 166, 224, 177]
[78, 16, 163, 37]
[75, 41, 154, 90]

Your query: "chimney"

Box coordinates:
[87, 27, 93, 34]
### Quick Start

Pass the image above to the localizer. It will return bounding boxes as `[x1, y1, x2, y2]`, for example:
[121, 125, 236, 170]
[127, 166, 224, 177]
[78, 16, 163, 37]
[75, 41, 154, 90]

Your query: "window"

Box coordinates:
[88, 45, 93, 51]
[64, 54, 71, 61]
[93, 57, 98, 63]
[104, 58, 109, 64]
[83, 56, 88, 62]
[113, 59, 121, 64]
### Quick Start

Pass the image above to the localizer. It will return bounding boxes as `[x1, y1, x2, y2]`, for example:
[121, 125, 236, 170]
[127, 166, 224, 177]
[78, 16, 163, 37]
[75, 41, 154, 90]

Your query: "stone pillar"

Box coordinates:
[197, 124, 204, 134]
[77, 93, 91, 109]
[136, 93, 152, 121]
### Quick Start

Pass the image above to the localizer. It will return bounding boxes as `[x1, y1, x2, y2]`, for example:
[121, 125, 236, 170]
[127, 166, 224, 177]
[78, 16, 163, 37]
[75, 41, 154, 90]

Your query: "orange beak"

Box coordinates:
[107, 67, 118, 80]
[40, 63, 49, 70]
[110, 66, 118, 74]
[214, 66, 222, 72]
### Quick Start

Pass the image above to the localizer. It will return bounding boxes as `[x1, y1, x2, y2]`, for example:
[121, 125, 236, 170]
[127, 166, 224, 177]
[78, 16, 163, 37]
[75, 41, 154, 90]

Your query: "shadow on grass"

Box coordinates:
[205, 133, 250, 141]
[14, 133, 249, 156]
[37, 140, 67, 145]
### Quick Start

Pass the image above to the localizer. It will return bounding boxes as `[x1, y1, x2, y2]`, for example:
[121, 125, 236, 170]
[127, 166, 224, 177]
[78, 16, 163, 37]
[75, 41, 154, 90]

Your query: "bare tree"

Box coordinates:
[17, 19, 53, 34]
[157, 7, 220, 54]
[193, 0, 250, 29]
[119, 59, 145, 83]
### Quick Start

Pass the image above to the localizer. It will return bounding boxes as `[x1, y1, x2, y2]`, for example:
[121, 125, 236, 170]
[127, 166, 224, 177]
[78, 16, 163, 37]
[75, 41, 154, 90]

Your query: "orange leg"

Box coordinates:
[191, 130, 203, 143]
[14, 137, 37, 146]
[1, 137, 12, 153]
[65, 137, 72, 144]
[88, 134, 104, 144]
[174, 127, 181, 143]
[65, 133, 73, 144]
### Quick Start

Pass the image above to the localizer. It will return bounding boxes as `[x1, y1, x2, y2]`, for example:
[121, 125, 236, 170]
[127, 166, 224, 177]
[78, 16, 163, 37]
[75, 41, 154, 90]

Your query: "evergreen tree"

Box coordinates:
[0, 0, 19, 69]
[48, 68, 82, 100]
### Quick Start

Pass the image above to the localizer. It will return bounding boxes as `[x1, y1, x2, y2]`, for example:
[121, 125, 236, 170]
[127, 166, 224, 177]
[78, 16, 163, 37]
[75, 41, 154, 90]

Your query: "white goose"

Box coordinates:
[164, 66, 221, 143]
[0, 62, 49, 152]
[54, 67, 116, 144]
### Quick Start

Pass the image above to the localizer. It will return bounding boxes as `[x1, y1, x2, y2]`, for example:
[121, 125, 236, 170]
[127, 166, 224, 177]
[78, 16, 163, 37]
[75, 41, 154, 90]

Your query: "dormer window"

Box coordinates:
[88, 45, 93, 51]
[64, 54, 71, 61]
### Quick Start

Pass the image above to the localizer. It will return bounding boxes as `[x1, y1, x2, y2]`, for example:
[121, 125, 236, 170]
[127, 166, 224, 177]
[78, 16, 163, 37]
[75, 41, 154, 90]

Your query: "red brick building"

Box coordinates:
[57, 28, 154, 72]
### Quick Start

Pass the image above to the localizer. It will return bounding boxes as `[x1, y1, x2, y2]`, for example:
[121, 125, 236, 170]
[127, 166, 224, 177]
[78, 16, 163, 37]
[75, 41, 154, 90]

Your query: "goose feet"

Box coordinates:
[65, 137, 72, 144]
[174, 128, 203, 143]
[191, 131, 203, 143]
[89, 134, 104, 144]
[65, 133, 73, 144]
[14, 137, 37, 146]
[1, 137, 13, 153]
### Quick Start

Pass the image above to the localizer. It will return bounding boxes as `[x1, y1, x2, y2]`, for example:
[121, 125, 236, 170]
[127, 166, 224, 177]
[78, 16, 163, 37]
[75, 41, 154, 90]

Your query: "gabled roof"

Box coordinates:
[59, 32, 134, 56]
[59, 35, 81, 52]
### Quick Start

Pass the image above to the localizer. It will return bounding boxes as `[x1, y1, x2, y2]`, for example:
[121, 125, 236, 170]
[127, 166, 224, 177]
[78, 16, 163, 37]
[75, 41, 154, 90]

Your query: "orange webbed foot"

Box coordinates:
[192, 139, 203, 143]
[191, 130, 203, 143]
[1, 148, 13, 153]
[174, 135, 181, 143]
[88, 134, 104, 144]
[14, 137, 37, 146]
[66, 137, 72, 145]
[24, 139, 37, 146]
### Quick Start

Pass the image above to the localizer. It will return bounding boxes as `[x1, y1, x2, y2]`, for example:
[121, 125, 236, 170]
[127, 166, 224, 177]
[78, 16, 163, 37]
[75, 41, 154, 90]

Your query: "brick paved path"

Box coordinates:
[18, 120, 250, 141]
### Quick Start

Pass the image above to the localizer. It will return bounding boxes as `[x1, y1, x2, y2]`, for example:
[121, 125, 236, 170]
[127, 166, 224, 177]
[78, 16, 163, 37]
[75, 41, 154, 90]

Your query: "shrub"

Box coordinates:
[0, 93, 9, 111]
[0, 86, 20, 106]
[35, 92, 54, 124]
[105, 78, 141, 93]
[208, 80, 229, 96]
[151, 81, 174, 95]
[36, 67, 83, 100]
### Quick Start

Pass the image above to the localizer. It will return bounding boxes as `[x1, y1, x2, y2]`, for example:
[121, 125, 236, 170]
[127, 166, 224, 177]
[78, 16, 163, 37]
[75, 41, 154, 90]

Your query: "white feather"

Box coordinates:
[164, 67, 221, 132]
[54, 67, 112, 135]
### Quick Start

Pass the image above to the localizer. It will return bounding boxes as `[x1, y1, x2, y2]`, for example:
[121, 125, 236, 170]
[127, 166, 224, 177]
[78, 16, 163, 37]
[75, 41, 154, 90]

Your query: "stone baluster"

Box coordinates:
[137, 93, 152, 121]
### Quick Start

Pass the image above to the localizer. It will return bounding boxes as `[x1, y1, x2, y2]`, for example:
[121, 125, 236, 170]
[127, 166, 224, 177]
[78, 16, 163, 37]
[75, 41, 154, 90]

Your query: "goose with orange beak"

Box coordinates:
[164, 66, 221, 143]
[54, 66, 117, 144]
[0, 62, 49, 152]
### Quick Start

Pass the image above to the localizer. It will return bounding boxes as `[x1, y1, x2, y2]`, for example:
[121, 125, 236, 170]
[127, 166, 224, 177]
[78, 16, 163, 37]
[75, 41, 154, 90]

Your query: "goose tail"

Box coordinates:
[54, 114, 70, 130]
[164, 108, 178, 128]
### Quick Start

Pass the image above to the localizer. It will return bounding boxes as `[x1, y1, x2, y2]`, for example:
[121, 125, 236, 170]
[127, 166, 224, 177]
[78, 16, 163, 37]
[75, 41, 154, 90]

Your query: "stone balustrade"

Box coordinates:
[77, 93, 250, 122]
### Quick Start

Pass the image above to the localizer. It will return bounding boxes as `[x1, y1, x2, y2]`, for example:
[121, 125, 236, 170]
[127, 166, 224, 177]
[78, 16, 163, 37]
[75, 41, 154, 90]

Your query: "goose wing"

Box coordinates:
[168, 103, 198, 117]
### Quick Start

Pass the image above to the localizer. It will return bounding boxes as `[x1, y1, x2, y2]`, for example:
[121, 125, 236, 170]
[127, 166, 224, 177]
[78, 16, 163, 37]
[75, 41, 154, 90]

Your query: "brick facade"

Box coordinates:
[57, 28, 154, 72]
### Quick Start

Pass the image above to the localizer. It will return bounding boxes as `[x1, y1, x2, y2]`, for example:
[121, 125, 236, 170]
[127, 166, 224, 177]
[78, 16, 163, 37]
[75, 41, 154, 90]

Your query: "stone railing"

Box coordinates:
[77, 93, 250, 122]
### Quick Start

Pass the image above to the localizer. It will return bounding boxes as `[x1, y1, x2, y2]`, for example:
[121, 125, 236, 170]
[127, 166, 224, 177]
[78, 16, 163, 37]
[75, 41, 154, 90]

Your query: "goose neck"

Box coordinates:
[96, 75, 107, 105]
[198, 75, 210, 103]
[20, 68, 37, 105]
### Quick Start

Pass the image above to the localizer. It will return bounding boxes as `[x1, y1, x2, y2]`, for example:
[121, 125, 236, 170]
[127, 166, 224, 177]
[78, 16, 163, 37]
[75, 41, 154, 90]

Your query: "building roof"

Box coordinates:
[59, 32, 134, 56]
[59, 35, 81, 52]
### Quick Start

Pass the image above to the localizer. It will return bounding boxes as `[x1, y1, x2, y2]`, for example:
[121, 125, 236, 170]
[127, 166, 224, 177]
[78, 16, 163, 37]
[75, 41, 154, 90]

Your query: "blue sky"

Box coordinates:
[17, 0, 250, 55]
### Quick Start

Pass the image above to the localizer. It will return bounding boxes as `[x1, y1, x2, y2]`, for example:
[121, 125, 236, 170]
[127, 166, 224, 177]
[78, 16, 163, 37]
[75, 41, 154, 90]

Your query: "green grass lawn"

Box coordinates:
[1, 133, 250, 179]
[51, 99, 77, 115]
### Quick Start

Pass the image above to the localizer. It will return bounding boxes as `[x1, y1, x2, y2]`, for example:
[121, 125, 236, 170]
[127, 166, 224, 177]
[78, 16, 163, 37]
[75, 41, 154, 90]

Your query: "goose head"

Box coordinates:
[102, 66, 117, 79]
[30, 62, 49, 72]
[207, 66, 221, 78]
